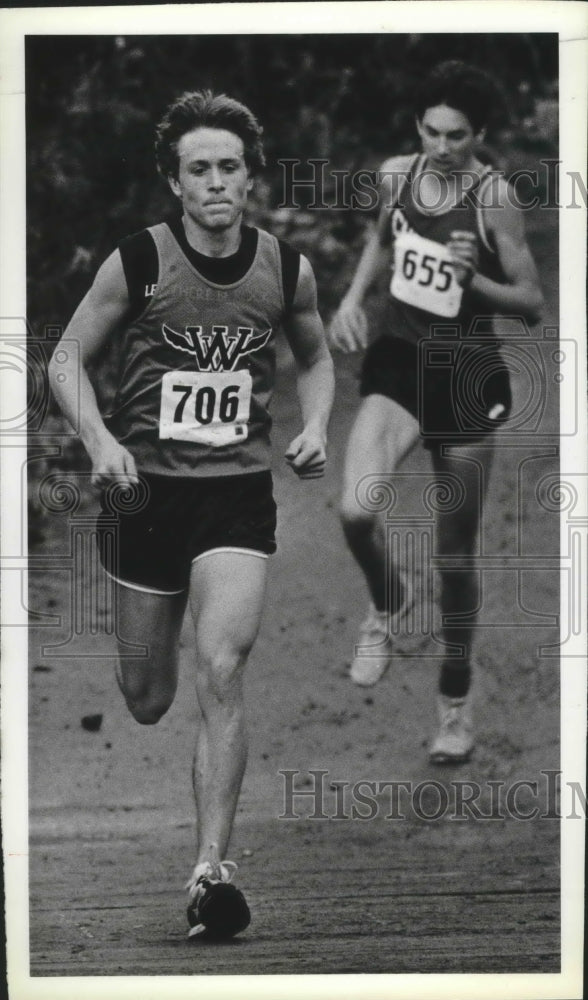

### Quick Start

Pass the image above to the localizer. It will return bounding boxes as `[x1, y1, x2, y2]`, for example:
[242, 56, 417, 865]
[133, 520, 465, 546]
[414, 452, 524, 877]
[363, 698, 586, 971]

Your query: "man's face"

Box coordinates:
[416, 105, 484, 174]
[168, 127, 253, 230]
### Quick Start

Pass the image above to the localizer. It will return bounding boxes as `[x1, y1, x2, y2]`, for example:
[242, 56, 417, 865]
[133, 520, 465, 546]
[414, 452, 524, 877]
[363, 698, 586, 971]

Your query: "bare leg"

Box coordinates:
[188, 551, 267, 863]
[340, 395, 420, 613]
[114, 583, 187, 724]
[431, 441, 494, 697]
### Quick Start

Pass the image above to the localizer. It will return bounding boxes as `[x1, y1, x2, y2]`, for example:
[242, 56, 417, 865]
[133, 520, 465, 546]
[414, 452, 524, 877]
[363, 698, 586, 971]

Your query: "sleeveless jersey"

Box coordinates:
[386, 154, 505, 343]
[109, 223, 286, 477]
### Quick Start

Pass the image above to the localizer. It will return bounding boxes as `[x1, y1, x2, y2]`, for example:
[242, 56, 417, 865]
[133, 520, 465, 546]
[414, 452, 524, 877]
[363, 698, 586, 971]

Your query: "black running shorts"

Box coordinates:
[96, 470, 277, 594]
[360, 336, 512, 449]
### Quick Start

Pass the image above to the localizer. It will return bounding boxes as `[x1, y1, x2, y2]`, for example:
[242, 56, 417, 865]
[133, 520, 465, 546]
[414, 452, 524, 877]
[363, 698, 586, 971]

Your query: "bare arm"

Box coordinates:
[48, 250, 139, 487]
[344, 217, 390, 305]
[328, 156, 412, 352]
[451, 177, 544, 324]
[282, 255, 335, 479]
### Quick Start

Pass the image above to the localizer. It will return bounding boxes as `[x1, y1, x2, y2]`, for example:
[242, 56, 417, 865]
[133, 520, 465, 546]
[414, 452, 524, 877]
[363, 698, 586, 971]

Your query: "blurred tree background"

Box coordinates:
[26, 32, 558, 538]
[27, 32, 558, 334]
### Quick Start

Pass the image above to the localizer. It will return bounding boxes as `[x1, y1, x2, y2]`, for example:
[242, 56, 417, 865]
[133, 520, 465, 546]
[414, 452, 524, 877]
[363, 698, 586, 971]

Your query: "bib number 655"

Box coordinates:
[402, 248, 453, 292]
[391, 231, 463, 318]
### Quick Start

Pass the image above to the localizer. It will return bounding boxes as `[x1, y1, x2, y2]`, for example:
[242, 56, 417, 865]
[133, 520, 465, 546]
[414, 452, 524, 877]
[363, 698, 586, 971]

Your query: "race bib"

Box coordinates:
[391, 231, 463, 318]
[159, 370, 252, 447]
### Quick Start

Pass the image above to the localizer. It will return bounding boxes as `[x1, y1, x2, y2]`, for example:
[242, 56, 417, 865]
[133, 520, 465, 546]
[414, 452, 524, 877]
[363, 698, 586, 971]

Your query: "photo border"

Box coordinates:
[1, 3, 586, 998]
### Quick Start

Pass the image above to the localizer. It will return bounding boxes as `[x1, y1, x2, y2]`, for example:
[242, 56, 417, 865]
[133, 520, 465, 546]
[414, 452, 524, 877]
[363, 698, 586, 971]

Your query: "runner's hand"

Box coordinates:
[328, 297, 368, 353]
[89, 435, 139, 490]
[447, 230, 479, 288]
[285, 429, 327, 479]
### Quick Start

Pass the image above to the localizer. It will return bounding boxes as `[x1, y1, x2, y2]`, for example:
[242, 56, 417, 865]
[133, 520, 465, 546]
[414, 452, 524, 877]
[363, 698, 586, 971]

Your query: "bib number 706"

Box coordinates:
[172, 382, 240, 424]
[159, 370, 252, 446]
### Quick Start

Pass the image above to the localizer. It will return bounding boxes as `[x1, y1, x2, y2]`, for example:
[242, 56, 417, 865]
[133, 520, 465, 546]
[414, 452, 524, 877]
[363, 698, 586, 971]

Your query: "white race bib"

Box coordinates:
[159, 370, 252, 447]
[391, 231, 463, 318]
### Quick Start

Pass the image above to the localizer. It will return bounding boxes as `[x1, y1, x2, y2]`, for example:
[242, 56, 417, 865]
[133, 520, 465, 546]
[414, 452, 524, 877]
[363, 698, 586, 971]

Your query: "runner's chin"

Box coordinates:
[204, 205, 235, 227]
[430, 159, 452, 173]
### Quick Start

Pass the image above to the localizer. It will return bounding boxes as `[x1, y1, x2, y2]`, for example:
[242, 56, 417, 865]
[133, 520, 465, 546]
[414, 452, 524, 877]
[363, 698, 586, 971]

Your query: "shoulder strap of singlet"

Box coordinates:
[475, 166, 496, 253]
[119, 229, 159, 323]
[277, 238, 301, 315]
[390, 152, 423, 210]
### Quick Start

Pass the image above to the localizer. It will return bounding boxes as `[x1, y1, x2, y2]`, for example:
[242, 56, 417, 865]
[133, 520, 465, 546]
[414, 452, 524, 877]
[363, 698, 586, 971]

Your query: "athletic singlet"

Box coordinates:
[385, 154, 506, 343]
[108, 223, 292, 477]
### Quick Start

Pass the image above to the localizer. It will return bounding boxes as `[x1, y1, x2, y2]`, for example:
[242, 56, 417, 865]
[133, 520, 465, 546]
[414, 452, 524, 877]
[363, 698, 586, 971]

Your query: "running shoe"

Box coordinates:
[350, 572, 413, 686]
[429, 693, 474, 763]
[185, 853, 250, 939]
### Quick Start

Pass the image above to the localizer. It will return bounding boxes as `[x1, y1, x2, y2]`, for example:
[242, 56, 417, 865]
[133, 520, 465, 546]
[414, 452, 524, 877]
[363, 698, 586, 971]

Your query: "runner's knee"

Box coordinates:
[124, 693, 174, 725]
[340, 506, 377, 542]
[196, 640, 250, 707]
[118, 667, 176, 725]
[339, 488, 378, 535]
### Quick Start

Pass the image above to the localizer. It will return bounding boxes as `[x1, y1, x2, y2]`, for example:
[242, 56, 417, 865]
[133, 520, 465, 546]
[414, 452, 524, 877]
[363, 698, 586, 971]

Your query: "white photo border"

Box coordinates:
[1, 3, 586, 999]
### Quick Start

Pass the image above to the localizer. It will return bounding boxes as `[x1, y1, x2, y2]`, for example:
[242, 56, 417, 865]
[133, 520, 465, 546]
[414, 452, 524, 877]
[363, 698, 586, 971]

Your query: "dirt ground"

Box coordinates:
[22, 207, 570, 991]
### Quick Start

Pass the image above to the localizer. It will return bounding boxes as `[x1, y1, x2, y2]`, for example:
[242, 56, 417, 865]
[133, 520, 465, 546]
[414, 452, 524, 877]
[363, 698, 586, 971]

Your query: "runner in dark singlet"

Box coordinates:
[49, 90, 334, 937]
[329, 61, 543, 763]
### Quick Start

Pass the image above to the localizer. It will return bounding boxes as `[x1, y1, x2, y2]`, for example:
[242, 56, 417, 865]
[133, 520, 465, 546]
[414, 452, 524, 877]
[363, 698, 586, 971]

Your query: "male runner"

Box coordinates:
[49, 90, 334, 937]
[329, 61, 543, 763]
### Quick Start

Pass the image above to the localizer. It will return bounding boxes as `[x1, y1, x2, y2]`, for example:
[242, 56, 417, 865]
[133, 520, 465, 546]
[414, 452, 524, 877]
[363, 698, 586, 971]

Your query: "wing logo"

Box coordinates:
[162, 323, 272, 372]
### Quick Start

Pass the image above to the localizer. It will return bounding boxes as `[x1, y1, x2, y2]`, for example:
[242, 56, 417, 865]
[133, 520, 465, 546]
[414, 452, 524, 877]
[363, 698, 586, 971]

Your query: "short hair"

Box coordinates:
[415, 60, 506, 133]
[155, 90, 265, 179]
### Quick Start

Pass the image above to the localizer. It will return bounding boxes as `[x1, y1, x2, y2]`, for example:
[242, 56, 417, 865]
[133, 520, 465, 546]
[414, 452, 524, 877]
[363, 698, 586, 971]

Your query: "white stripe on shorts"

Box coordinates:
[191, 546, 269, 567]
[102, 566, 185, 597]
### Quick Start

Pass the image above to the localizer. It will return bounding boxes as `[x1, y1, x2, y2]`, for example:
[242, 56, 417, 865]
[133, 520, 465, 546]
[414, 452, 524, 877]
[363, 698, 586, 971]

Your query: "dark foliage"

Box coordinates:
[26, 33, 557, 332]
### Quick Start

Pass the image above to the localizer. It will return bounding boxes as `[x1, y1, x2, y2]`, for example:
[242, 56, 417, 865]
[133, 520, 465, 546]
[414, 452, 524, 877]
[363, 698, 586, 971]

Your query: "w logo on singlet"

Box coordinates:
[162, 323, 273, 372]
